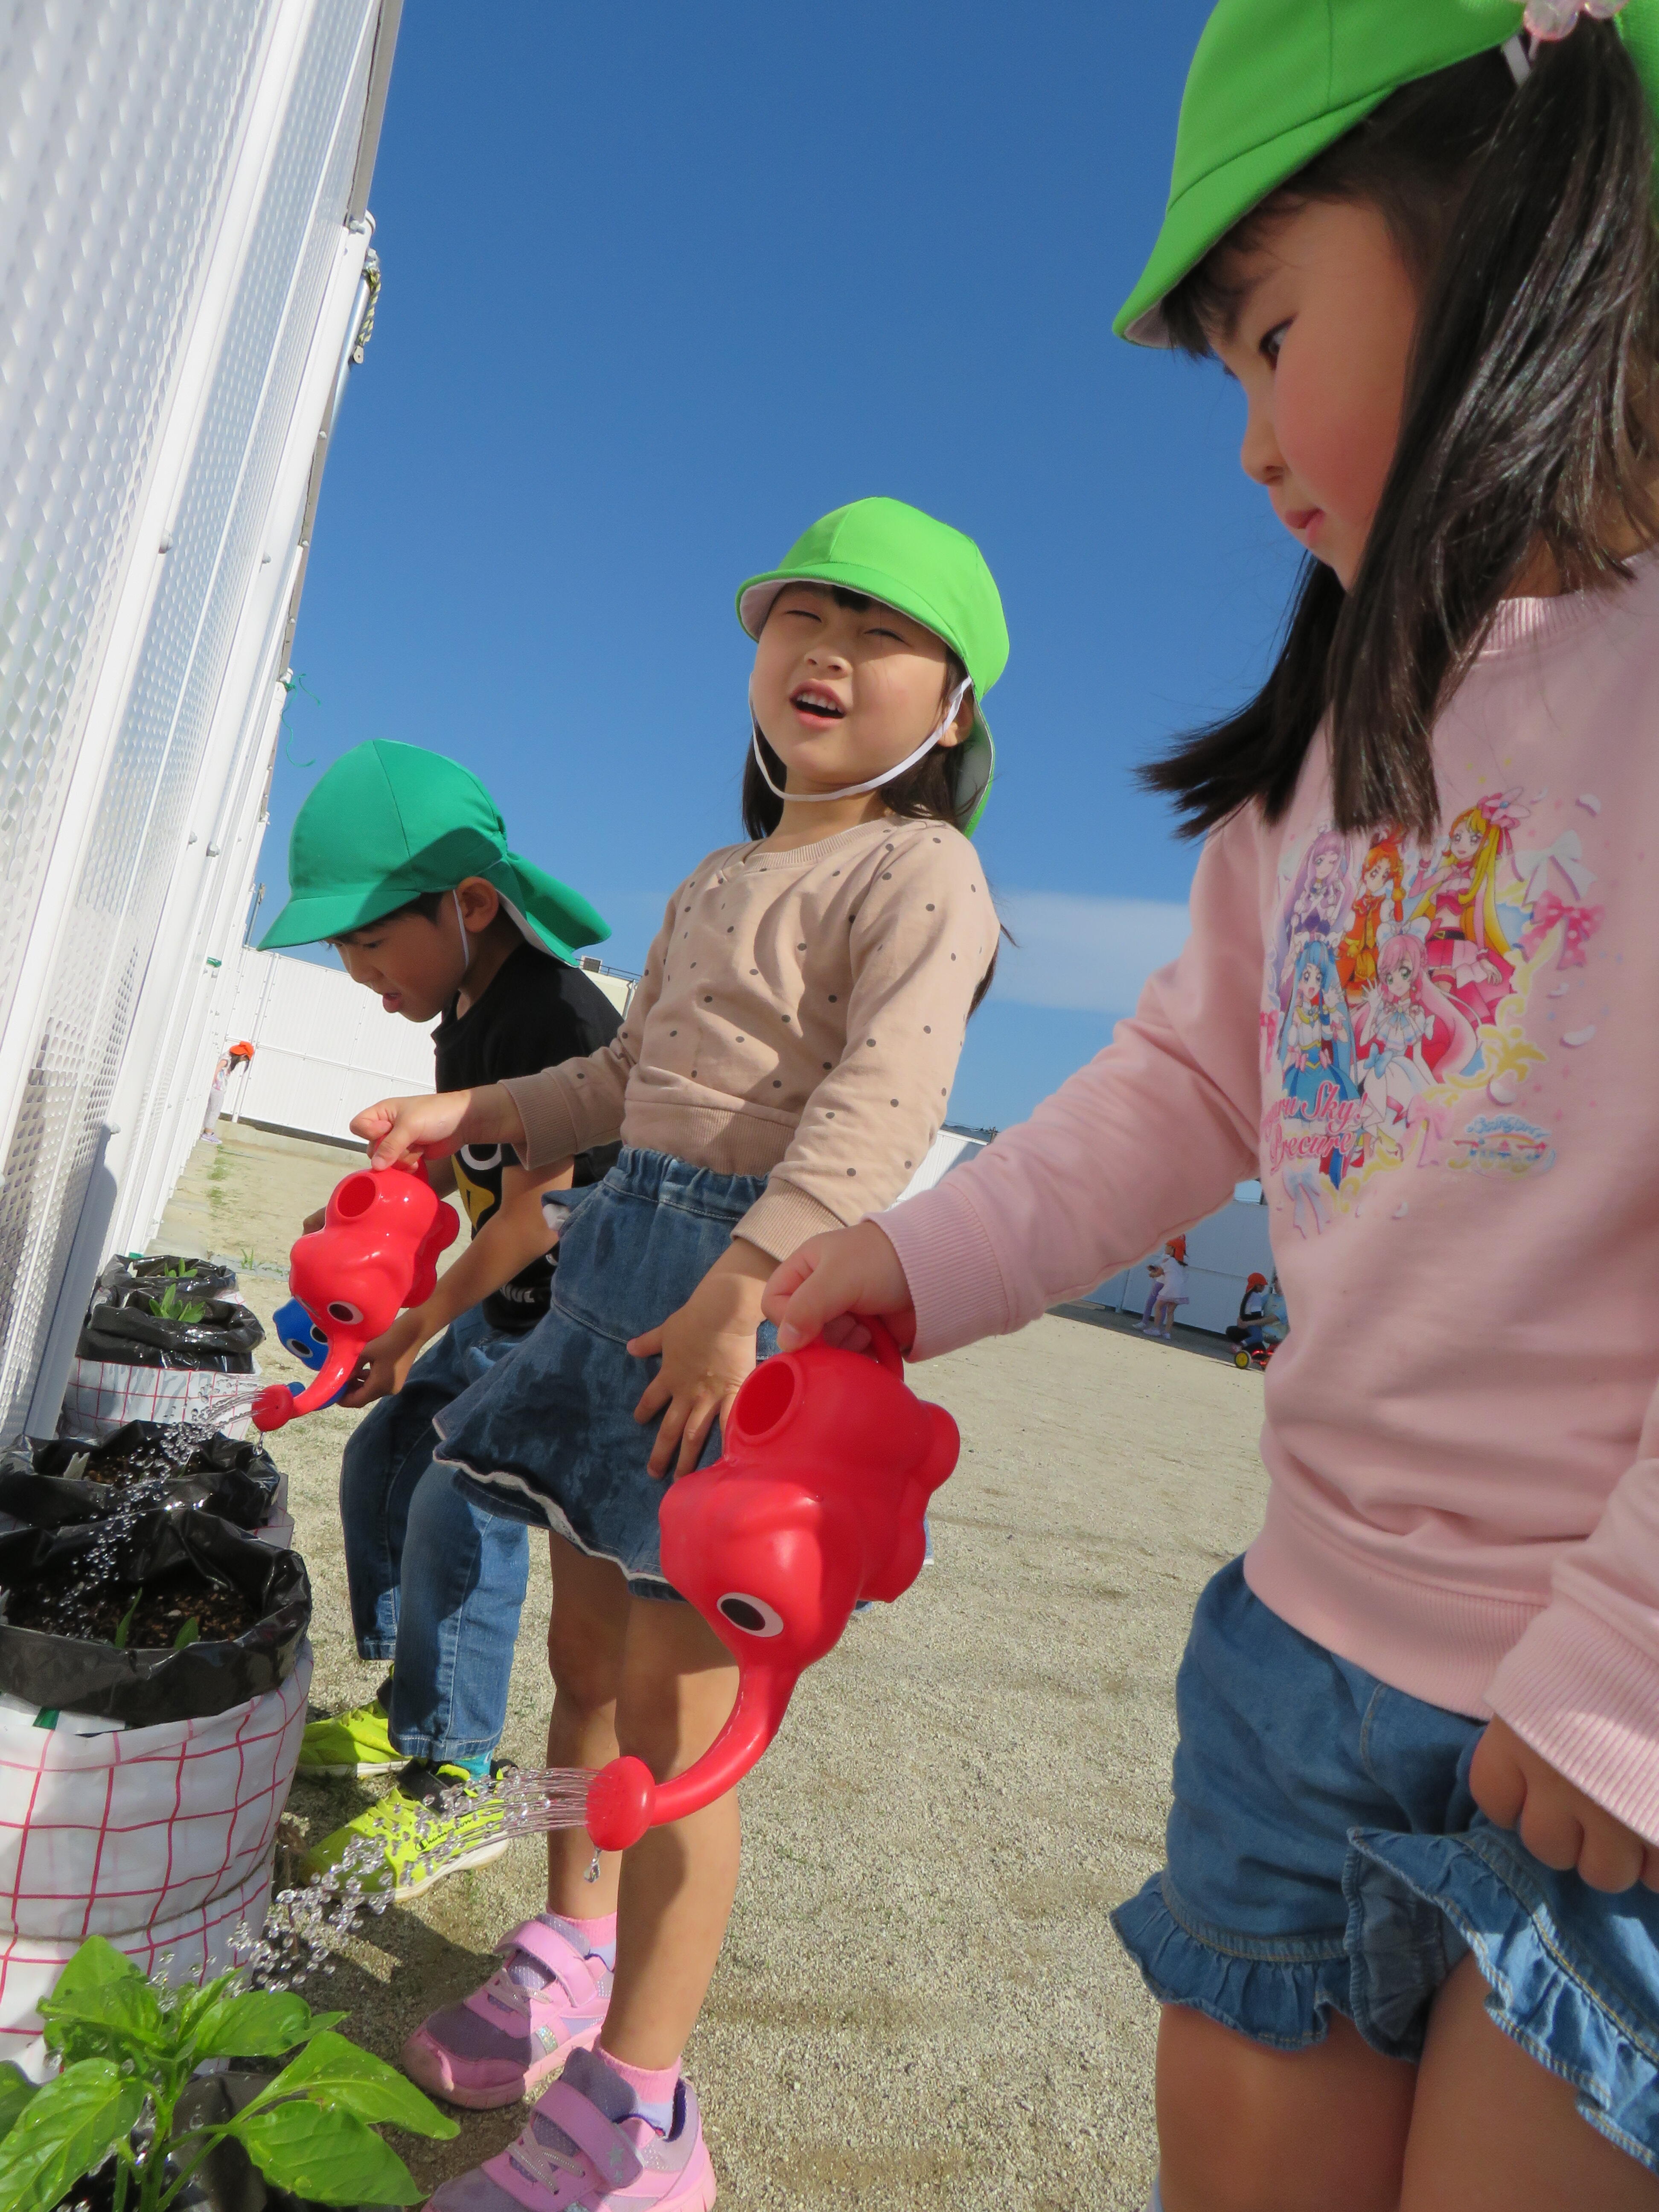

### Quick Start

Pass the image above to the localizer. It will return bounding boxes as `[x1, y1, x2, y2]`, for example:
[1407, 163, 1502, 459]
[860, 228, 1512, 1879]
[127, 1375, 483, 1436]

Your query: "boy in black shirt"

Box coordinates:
[259, 741, 619, 1893]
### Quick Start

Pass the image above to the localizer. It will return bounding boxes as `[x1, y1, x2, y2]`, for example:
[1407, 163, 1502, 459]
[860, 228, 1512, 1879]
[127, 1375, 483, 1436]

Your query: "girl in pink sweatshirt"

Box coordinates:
[770, 7, 1659, 2208]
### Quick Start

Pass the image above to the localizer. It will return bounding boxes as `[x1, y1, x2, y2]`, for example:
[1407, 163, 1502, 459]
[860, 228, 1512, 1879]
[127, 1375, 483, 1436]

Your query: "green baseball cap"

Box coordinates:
[736, 496, 1009, 836]
[259, 740, 611, 960]
[1117, 0, 1659, 348]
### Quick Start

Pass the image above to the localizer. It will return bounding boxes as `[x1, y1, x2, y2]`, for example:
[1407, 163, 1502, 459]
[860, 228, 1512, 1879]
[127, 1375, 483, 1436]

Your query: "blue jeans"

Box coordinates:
[1113, 1559, 1659, 2171]
[338, 1304, 530, 1767]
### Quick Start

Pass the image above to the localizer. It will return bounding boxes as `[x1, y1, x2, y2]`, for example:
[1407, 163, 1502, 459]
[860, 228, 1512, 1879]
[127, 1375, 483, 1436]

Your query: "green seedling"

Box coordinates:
[148, 1289, 207, 1327]
[111, 1595, 141, 1652]
[171, 1619, 200, 1652]
[0, 1936, 455, 2212]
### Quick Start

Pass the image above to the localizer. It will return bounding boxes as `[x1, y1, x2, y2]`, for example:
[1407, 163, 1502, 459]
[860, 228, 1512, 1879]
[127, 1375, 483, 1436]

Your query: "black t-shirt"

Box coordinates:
[433, 943, 622, 1332]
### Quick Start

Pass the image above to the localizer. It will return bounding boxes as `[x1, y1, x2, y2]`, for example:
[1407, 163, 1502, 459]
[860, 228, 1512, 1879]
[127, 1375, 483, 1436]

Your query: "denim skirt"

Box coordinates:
[432, 1147, 777, 1601]
[1113, 1557, 1659, 2172]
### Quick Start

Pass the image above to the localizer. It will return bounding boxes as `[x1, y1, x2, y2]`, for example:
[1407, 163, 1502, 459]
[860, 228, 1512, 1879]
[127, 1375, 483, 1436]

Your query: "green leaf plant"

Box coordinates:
[0, 1937, 456, 2212]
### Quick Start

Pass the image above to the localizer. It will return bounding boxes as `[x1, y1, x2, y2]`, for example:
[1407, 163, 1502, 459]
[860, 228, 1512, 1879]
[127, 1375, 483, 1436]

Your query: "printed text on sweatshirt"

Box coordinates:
[882, 557, 1659, 1843]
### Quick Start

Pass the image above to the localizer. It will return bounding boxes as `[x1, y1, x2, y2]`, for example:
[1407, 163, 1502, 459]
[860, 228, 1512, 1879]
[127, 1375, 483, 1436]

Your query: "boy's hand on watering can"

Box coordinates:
[339, 1307, 430, 1408]
[1471, 1716, 1659, 1893]
[629, 1242, 773, 1476]
[763, 1221, 916, 1355]
[350, 1083, 522, 1170]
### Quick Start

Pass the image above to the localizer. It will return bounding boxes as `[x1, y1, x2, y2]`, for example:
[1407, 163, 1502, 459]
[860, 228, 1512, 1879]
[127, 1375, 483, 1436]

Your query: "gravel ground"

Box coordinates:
[156, 1126, 1269, 2211]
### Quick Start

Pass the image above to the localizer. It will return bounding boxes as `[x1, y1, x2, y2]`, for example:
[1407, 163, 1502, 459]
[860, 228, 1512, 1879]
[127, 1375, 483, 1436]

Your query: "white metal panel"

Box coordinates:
[219, 949, 437, 1144]
[0, 0, 270, 1050]
[0, 0, 391, 1433]
[896, 1127, 987, 1202]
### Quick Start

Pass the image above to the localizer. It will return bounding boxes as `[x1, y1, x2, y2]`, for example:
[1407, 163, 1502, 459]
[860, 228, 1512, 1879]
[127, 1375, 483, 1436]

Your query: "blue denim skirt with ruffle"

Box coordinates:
[1113, 1557, 1659, 2172]
[432, 1147, 776, 1601]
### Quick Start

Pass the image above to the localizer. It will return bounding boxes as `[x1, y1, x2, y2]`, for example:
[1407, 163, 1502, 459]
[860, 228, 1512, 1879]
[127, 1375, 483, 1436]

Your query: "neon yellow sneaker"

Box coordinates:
[299, 1760, 513, 1902]
[297, 1685, 402, 1777]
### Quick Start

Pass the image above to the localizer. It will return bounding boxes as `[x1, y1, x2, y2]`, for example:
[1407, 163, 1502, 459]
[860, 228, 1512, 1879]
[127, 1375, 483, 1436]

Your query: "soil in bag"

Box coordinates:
[0, 1508, 310, 1724]
[0, 1423, 281, 1530]
[96, 1253, 239, 1306]
[77, 1292, 264, 1373]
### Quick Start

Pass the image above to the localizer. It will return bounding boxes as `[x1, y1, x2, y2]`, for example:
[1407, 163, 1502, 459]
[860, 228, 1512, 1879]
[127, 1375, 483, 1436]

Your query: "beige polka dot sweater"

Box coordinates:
[501, 815, 999, 1260]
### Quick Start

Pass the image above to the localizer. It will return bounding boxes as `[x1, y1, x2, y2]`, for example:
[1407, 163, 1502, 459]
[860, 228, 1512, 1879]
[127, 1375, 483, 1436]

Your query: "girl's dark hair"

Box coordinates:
[1144, 24, 1659, 841]
[743, 585, 1003, 1009]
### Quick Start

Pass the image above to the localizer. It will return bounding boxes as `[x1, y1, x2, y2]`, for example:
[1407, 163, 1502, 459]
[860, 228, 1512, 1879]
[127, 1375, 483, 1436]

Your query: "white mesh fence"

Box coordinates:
[0, 0, 397, 1435]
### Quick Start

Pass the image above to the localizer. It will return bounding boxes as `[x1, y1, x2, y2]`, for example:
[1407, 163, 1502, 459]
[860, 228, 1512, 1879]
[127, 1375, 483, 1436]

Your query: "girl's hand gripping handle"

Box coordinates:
[763, 1218, 917, 1355]
[349, 1082, 525, 1170]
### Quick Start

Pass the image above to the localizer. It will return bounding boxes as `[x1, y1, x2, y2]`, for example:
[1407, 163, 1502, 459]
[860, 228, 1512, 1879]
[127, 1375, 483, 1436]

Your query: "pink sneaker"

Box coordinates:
[401, 1919, 610, 2109]
[425, 2050, 716, 2212]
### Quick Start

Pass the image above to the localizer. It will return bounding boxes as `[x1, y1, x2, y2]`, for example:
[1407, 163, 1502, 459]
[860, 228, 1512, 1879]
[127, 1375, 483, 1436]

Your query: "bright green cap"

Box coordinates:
[259, 740, 611, 959]
[1117, 0, 1659, 348]
[736, 496, 1009, 836]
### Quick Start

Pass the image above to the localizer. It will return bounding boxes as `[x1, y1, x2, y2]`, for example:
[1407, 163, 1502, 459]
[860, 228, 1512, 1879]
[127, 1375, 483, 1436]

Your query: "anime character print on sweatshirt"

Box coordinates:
[1263, 654, 1620, 1237]
[347, 496, 1007, 2212]
[762, 5, 1659, 2210]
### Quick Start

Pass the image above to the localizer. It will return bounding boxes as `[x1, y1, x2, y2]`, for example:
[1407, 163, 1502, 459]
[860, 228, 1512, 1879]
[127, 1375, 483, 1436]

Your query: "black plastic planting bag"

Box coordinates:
[77, 1294, 264, 1372]
[96, 1253, 239, 1306]
[0, 1423, 281, 1530]
[0, 1508, 310, 1724]
[69, 2074, 358, 2212]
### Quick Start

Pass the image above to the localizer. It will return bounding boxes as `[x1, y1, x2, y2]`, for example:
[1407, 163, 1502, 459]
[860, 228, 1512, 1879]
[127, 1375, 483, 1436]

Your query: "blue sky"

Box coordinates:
[272, 0, 1301, 1130]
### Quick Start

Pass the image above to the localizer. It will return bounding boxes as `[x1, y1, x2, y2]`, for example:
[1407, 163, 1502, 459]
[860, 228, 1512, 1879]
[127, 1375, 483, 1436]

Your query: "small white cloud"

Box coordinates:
[992, 890, 1191, 1015]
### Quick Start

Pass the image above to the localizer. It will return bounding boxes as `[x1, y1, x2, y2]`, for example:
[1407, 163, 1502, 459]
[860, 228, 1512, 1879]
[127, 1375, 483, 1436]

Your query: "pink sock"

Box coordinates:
[542, 1909, 617, 1961]
[601, 2050, 681, 2108]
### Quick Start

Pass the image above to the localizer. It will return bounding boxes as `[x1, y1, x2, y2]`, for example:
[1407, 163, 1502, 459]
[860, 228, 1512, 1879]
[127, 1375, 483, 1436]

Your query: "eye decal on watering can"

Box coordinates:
[717, 1592, 785, 1637]
[326, 1300, 364, 1325]
[581, 1320, 961, 1854]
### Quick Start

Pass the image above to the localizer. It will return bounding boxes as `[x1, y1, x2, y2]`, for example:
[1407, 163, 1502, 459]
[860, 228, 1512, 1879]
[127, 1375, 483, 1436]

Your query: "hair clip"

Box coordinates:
[1523, 0, 1627, 39]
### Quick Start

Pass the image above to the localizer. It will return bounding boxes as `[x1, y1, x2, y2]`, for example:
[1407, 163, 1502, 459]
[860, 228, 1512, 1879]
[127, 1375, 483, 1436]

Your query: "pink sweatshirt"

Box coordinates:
[882, 558, 1659, 1843]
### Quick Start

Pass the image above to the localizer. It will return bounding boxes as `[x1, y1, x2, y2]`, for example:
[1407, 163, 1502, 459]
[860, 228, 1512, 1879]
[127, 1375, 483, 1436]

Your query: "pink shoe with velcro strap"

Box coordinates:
[426, 2055, 716, 2212]
[401, 1918, 610, 2108]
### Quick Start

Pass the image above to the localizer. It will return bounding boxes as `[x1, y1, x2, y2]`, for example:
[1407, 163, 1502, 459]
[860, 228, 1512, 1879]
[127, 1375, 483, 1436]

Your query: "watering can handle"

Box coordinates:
[860, 1316, 905, 1376]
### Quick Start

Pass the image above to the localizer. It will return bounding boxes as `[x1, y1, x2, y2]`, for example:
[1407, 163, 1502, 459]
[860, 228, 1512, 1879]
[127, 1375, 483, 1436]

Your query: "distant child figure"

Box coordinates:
[1147, 1235, 1190, 1339]
[766, 9, 1659, 2207]
[1140, 1261, 1164, 1331]
[1226, 1269, 1271, 1352]
[199, 1040, 253, 1143]
[350, 501, 1007, 2209]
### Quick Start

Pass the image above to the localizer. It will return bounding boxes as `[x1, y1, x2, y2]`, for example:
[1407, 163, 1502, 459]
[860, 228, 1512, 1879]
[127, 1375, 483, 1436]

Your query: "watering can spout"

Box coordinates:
[251, 1340, 359, 1431]
[585, 1666, 797, 1852]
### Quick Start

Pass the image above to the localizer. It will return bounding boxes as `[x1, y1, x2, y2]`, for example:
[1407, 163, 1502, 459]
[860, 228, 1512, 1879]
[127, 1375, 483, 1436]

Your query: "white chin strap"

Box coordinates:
[452, 888, 476, 991]
[751, 676, 973, 805]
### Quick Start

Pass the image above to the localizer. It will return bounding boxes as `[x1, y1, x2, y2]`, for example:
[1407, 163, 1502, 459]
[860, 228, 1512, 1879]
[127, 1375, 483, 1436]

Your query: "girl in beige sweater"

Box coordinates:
[347, 498, 1006, 2209]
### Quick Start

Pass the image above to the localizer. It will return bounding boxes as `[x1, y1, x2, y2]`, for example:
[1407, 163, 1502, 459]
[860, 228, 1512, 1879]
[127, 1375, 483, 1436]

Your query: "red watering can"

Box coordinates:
[250, 1160, 458, 1432]
[584, 1321, 958, 1851]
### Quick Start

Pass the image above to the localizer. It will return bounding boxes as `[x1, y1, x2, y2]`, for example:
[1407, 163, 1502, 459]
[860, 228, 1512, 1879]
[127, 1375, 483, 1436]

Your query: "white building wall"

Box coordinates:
[0, 0, 401, 1435]
[206, 950, 636, 1148]
[218, 950, 439, 1145]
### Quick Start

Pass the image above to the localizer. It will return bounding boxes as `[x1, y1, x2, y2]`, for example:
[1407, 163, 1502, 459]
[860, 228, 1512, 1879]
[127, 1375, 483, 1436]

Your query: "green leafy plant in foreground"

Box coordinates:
[0, 1937, 456, 2212]
[146, 1289, 207, 1327]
